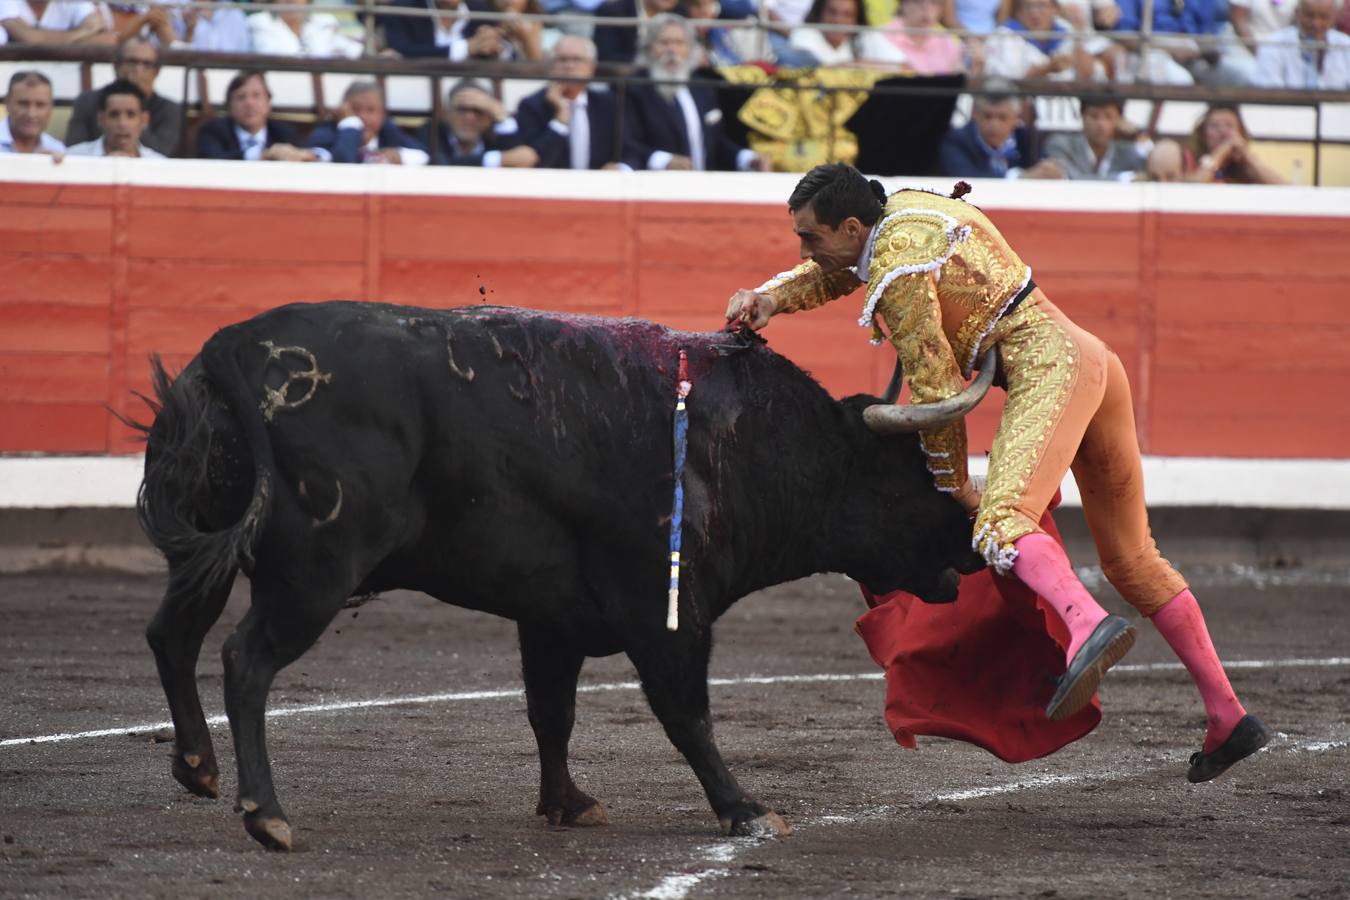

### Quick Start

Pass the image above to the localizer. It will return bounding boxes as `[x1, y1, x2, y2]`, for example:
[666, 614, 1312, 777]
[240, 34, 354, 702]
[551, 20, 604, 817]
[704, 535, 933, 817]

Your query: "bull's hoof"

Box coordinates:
[722, 811, 792, 838]
[563, 801, 609, 827]
[244, 813, 293, 852]
[537, 797, 610, 827]
[171, 752, 220, 799]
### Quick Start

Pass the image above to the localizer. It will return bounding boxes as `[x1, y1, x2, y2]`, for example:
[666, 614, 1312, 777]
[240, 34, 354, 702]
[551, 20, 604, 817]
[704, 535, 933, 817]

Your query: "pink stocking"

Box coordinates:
[1150, 589, 1247, 752]
[1011, 532, 1108, 662]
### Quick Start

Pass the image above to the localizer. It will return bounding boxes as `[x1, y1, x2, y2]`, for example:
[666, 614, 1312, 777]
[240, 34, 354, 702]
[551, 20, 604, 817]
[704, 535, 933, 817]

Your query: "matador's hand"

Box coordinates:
[725, 289, 775, 330]
[953, 477, 983, 516]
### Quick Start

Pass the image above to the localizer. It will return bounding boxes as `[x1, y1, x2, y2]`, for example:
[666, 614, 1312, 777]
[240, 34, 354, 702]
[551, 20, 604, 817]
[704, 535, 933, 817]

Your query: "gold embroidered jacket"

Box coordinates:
[756, 189, 1032, 492]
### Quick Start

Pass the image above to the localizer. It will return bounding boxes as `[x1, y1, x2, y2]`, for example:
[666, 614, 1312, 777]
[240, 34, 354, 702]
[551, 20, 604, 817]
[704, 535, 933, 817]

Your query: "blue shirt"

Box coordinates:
[1116, 0, 1218, 36]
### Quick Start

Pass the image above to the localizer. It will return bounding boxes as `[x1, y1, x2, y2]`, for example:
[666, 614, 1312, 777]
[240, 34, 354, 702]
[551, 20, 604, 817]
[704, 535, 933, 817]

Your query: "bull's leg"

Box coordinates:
[518, 624, 608, 827]
[221, 586, 342, 852]
[145, 569, 236, 799]
[627, 637, 791, 837]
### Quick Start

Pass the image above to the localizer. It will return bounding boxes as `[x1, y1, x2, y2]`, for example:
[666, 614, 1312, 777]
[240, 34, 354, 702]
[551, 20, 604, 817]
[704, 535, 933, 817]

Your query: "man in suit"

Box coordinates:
[197, 71, 318, 162]
[1042, 96, 1146, 181]
[309, 81, 431, 165]
[937, 90, 1061, 179]
[623, 14, 768, 172]
[379, 0, 503, 59]
[500, 35, 622, 169]
[65, 35, 181, 157]
[419, 79, 539, 165]
[593, 0, 680, 64]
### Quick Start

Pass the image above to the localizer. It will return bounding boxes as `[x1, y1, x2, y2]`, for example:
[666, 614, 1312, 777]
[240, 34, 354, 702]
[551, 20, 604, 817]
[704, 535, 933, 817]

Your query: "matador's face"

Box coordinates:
[791, 205, 868, 276]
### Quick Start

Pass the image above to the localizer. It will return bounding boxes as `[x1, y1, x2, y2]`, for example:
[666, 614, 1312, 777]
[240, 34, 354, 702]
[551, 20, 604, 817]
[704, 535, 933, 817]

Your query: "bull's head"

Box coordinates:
[861, 348, 998, 436]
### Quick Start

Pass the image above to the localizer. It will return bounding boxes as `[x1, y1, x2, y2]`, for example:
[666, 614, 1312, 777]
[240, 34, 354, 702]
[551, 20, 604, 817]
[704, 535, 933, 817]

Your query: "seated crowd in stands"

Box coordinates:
[0, 0, 1347, 88]
[0, 0, 1330, 183]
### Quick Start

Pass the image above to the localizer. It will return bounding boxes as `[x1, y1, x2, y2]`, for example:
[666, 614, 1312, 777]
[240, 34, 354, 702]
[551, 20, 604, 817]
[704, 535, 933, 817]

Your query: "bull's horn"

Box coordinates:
[863, 347, 998, 434]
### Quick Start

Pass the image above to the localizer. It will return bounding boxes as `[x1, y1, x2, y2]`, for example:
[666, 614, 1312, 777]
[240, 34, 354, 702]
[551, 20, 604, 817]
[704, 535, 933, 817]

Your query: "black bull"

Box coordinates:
[137, 300, 982, 850]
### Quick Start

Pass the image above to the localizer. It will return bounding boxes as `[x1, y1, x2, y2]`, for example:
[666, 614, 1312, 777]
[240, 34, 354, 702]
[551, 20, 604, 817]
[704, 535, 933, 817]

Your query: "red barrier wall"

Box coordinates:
[3, 177, 1349, 458]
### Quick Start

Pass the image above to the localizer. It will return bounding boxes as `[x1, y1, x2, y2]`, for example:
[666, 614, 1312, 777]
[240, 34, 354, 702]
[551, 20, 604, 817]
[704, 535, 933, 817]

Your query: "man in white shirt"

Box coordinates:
[1255, 0, 1350, 89]
[0, 70, 65, 155]
[0, 0, 105, 44]
[66, 79, 165, 158]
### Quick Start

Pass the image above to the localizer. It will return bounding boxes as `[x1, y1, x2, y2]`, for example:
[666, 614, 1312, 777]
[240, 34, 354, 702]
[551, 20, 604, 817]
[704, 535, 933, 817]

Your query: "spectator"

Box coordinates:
[378, 0, 499, 60]
[197, 70, 317, 162]
[66, 79, 164, 157]
[95, 2, 178, 47]
[789, 0, 909, 65]
[761, 0, 845, 63]
[0, 0, 105, 44]
[248, 0, 363, 58]
[947, 0, 1006, 34]
[985, 0, 1105, 81]
[309, 82, 431, 164]
[1043, 95, 1144, 179]
[462, 0, 546, 60]
[624, 14, 769, 170]
[884, 0, 966, 75]
[1222, 0, 1298, 84]
[178, 0, 252, 53]
[1143, 137, 1184, 181]
[422, 79, 534, 165]
[501, 35, 624, 168]
[594, 0, 680, 64]
[1113, 0, 1247, 85]
[681, 0, 753, 66]
[1185, 103, 1286, 184]
[1255, 0, 1350, 89]
[66, 35, 181, 155]
[937, 89, 1063, 178]
[1, 70, 65, 155]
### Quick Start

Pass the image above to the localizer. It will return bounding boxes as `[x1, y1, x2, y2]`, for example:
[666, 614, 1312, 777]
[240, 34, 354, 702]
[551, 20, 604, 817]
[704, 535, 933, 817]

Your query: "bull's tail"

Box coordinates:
[138, 347, 273, 608]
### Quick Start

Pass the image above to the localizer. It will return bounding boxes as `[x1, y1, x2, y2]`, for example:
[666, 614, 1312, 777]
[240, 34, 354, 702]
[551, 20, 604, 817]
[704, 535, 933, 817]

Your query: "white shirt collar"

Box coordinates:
[855, 217, 884, 283]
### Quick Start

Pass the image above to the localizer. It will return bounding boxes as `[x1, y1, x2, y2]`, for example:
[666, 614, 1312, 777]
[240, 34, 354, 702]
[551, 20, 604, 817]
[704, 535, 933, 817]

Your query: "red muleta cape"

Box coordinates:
[854, 494, 1101, 763]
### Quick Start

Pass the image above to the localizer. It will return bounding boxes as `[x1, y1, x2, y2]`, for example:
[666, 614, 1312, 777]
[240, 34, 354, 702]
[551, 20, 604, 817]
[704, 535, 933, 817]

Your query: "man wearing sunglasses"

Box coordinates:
[65, 33, 182, 155]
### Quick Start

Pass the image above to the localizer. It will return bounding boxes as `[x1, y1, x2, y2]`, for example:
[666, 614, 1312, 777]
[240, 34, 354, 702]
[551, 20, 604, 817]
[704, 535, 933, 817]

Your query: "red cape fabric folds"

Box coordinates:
[854, 497, 1101, 763]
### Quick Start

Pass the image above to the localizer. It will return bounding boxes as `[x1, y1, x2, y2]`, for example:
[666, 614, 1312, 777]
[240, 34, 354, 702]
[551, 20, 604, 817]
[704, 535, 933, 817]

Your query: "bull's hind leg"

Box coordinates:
[627, 636, 791, 838]
[518, 624, 608, 827]
[145, 568, 236, 799]
[221, 580, 345, 851]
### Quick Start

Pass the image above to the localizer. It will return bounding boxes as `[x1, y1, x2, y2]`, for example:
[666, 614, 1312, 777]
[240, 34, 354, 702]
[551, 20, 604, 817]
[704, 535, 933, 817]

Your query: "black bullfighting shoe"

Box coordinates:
[1186, 714, 1273, 783]
[1045, 615, 1136, 722]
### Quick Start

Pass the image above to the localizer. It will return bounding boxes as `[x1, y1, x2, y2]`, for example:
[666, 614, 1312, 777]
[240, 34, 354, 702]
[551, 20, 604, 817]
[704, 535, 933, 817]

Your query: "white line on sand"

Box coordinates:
[621, 734, 1347, 900]
[3, 658, 1349, 749]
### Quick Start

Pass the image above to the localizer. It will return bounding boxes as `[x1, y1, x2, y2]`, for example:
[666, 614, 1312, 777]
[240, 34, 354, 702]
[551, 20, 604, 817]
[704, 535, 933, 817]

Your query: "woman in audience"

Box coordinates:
[789, 0, 909, 66]
[884, 0, 966, 74]
[1184, 104, 1286, 184]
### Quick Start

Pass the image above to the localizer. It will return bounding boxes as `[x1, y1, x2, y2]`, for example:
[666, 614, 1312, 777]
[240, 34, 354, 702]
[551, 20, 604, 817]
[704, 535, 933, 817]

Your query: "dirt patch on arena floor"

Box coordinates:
[2, 550, 1348, 899]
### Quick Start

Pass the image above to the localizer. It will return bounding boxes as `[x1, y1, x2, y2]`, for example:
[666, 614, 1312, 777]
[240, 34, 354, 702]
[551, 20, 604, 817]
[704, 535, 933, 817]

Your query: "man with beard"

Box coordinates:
[66, 79, 163, 157]
[500, 35, 622, 169]
[65, 35, 181, 156]
[622, 14, 769, 172]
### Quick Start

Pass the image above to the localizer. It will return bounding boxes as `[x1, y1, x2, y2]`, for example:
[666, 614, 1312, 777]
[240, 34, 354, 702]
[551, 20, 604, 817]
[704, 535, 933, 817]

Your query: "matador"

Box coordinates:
[725, 163, 1269, 782]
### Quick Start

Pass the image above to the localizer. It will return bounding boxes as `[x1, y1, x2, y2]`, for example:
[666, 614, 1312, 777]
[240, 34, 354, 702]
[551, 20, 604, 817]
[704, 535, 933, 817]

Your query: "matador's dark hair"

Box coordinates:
[787, 163, 887, 228]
